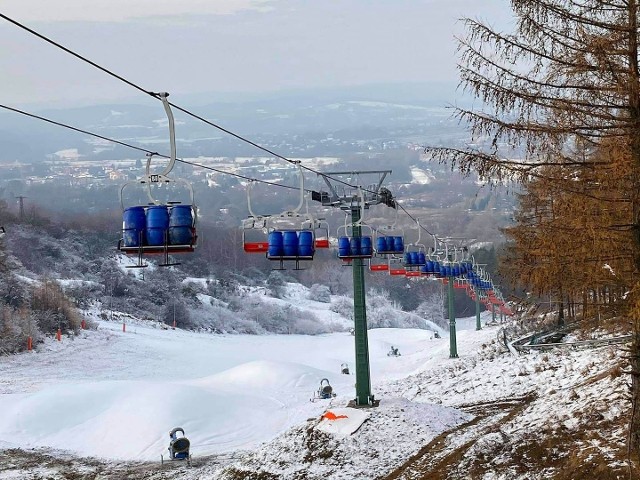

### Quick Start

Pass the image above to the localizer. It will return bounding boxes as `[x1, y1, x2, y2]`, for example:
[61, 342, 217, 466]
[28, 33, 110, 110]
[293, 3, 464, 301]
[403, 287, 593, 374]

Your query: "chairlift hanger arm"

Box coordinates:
[142, 93, 177, 181]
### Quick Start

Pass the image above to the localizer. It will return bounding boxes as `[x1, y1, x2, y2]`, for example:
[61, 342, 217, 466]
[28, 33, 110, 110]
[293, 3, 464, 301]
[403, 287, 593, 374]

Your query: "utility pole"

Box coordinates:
[15, 195, 27, 221]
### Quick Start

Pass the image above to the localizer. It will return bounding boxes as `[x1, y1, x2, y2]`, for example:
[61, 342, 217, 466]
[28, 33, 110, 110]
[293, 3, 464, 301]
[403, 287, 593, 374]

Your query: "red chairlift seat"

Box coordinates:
[369, 263, 389, 272]
[242, 217, 269, 253]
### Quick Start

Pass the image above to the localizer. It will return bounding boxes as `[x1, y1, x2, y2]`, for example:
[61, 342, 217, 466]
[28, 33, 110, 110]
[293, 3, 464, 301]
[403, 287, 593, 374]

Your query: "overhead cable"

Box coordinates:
[0, 103, 301, 192]
[0, 12, 370, 194]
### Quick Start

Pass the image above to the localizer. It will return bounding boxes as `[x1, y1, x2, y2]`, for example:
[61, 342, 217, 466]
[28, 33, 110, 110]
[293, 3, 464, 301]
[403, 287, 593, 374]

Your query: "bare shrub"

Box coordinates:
[31, 279, 83, 333]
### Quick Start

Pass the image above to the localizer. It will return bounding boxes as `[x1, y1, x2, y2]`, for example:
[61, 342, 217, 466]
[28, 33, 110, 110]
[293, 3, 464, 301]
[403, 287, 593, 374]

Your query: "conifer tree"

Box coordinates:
[428, 0, 640, 455]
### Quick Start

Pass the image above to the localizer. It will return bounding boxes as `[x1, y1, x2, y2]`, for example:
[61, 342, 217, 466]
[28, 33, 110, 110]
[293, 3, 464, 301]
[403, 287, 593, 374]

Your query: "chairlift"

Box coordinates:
[241, 182, 270, 253]
[314, 218, 330, 249]
[368, 225, 390, 271]
[374, 204, 405, 256]
[242, 216, 269, 253]
[453, 278, 468, 290]
[422, 235, 444, 277]
[262, 165, 318, 270]
[388, 255, 406, 276]
[118, 93, 197, 268]
[368, 255, 390, 272]
[336, 189, 373, 260]
[337, 223, 374, 260]
[403, 220, 427, 271]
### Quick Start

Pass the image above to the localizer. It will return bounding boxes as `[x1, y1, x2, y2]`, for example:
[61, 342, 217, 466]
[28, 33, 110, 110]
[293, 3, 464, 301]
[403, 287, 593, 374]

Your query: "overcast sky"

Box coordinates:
[0, 0, 513, 107]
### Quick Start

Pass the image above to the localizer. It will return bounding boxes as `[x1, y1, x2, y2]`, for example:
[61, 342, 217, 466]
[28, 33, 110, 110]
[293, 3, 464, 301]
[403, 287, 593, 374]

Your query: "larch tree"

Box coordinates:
[428, 0, 640, 456]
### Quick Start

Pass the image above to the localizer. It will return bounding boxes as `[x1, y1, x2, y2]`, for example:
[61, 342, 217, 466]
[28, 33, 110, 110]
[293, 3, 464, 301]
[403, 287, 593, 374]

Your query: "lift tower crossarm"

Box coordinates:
[319, 170, 391, 207]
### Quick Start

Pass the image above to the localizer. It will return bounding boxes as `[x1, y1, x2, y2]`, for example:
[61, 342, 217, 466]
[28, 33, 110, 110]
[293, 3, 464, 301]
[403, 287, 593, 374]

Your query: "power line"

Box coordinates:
[0, 104, 157, 156]
[0, 13, 155, 100]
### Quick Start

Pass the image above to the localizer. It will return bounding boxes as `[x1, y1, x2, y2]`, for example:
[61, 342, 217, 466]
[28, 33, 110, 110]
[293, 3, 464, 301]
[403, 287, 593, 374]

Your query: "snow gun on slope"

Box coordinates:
[161, 427, 191, 466]
[387, 346, 401, 357]
[310, 378, 337, 402]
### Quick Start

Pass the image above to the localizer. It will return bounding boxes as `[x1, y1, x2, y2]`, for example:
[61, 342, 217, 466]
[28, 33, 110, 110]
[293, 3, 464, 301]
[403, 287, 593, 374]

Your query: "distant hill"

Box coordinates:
[0, 82, 465, 162]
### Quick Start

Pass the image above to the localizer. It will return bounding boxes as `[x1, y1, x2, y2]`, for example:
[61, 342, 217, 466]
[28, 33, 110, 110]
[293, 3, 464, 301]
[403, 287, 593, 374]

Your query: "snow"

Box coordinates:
[0, 310, 480, 460]
[316, 408, 370, 437]
[410, 166, 434, 185]
[0, 306, 628, 479]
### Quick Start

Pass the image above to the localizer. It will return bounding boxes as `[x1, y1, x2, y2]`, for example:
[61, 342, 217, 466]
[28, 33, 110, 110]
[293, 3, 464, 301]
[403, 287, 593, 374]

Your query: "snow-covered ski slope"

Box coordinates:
[0, 312, 491, 461]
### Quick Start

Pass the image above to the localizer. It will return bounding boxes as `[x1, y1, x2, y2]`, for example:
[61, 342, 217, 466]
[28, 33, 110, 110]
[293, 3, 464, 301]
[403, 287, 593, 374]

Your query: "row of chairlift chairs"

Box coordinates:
[332, 211, 511, 315]
[110, 95, 510, 463]
[240, 184, 510, 315]
[110, 94, 510, 317]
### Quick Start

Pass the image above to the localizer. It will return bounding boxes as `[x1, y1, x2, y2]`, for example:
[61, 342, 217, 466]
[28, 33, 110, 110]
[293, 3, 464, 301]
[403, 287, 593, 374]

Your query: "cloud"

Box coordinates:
[1, 0, 273, 23]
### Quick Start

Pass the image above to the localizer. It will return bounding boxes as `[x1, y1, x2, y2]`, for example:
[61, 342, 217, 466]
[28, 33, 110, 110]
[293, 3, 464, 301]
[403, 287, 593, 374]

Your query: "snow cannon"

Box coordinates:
[162, 427, 191, 465]
[387, 346, 401, 357]
[311, 378, 337, 402]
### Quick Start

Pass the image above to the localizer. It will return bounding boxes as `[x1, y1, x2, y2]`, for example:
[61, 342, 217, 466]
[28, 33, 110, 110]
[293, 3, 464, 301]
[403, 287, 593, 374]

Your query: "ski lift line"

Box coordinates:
[0, 103, 157, 156]
[0, 13, 156, 100]
[0, 103, 302, 193]
[0, 11, 461, 249]
[0, 104, 469, 270]
[0, 12, 377, 196]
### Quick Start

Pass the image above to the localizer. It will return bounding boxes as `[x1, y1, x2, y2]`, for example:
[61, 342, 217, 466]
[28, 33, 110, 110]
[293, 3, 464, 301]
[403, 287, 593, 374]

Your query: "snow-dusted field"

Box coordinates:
[0, 311, 487, 463]
[0, 309, 628, 479]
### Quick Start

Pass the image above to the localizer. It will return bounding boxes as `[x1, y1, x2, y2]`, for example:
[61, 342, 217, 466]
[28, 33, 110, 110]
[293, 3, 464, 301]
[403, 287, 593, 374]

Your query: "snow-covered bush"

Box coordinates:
[308, 284, 331, 303]
[265, 271, 287, 298]
[188, 305, 261, 334]
[330, 296, 354, 321]
[235, 294, 338, 335]
[414, 293, 447, 330]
